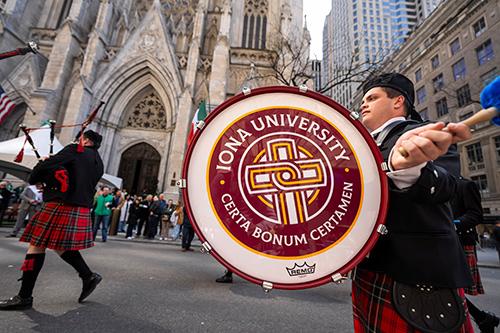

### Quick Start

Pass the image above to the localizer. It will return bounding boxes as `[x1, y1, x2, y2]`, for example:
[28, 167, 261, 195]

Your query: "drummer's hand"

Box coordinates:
[391, 122, 452, 170]
[445, 122, 472, 143]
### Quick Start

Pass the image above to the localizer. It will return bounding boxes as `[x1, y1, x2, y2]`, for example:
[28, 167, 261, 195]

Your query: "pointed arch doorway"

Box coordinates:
[118, 143, 161, 195]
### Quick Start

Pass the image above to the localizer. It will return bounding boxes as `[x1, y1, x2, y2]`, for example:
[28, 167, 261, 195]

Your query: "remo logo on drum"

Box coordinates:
[207, 107, 363, 259]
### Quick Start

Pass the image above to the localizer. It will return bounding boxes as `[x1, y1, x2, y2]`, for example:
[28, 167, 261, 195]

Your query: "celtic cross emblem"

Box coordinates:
[245, 138, 328, 225]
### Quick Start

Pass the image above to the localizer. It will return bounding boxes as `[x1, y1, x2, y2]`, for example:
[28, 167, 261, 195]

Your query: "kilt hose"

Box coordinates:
[352, 268, 474, 333]
[462, 245, 484, 296]
[20, 202, 94, 251]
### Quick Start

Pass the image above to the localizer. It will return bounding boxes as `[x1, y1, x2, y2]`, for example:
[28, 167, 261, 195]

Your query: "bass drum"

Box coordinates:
[182, 86, 388, 290]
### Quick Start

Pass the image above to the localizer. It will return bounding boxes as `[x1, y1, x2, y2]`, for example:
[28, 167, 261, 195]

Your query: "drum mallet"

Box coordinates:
[398, 76, 500, 158]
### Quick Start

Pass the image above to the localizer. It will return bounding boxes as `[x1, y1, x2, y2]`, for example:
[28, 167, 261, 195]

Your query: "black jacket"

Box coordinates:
[360, 120, 472, 288]
[29, 144, 104, 208]
[137, 200, 151, 219]
[450, 179, 482, 246]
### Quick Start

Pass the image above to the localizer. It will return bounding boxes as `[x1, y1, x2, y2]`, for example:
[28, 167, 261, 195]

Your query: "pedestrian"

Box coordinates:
[147, 194, 166, 239]
[451, 177, 499, 332]
[6, 184, 43, 238]
[125, 197, 140, 239]
[493, 222, 500, 264]
[109, 189, 123, 235]
[181, 206, 195, 252]
[119, 194, 132, 233]
[169, 202, 183, 241]
[0, 181, 13, 223]
[352, 73, 474, 332]
[0, 130, 104, 310]
[136, 195, 152, 237]
[92, 186, 113, 242]
[160, 199, 175, 240]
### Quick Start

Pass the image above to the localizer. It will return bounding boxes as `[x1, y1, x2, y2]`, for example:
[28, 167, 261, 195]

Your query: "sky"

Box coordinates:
[303, 1, 332, 60]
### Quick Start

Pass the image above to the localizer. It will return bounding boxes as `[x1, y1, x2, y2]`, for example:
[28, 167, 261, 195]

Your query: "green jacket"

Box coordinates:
[94, 194, 113, 216]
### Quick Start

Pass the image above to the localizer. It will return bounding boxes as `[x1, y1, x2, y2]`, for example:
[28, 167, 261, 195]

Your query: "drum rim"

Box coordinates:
[182, 86, 388, 290]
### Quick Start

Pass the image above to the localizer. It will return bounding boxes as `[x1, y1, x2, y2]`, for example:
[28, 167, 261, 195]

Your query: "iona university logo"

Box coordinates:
[207, 107, 363, 258]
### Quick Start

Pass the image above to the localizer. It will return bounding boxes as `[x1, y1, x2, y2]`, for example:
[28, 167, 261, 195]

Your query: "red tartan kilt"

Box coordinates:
[463, 245, 484, 296]
[352, 268, 474, 333]
[20, 201, 94, 251]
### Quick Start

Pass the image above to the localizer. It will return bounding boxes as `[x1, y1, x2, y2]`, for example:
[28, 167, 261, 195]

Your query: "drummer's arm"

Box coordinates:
[387, 123, 461, 203]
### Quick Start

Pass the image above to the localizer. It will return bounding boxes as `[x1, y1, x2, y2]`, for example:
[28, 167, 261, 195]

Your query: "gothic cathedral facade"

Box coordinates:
[0, 0, 307, 197]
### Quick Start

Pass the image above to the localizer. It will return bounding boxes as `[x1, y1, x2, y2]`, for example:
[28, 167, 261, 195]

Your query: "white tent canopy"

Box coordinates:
[0, 126, 122, 189]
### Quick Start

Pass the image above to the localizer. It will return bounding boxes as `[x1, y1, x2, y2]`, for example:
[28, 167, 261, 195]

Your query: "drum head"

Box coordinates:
[183, 86, 388, 289]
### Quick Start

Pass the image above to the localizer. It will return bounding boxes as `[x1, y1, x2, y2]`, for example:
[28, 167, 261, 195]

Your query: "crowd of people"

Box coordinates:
[90, 186, 195, 251]
[0, 181, 197, 252]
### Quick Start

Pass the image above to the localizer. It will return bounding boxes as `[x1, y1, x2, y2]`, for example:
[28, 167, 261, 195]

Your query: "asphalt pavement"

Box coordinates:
[0, 228, 499, 333]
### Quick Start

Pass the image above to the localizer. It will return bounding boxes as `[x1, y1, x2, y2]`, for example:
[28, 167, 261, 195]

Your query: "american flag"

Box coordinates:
[0, 84, 16, 125]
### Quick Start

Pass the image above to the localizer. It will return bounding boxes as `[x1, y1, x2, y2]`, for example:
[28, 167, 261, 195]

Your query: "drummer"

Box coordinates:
[352, 73, 474, 332]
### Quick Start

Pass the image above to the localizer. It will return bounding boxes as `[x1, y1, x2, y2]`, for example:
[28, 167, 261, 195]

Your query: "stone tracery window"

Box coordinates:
[242, 0, 268, 49]
[125, 91, 167, 130]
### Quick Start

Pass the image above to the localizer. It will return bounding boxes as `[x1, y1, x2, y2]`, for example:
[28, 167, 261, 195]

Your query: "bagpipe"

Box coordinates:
[0, 41, 39, 60]
[16, 101, 105, 198]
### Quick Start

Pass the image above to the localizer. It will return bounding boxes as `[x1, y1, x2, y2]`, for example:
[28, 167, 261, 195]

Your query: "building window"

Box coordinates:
[242, 0, 268, 49]
[472, 17, 486, 37]
[419, 108, 428, 120]
[466, 142, 483, 164]
[480, 67, 497, 86]
[471, 174, 488, 193]
[494, 136, 500, 161]
[56, 0, 73, 28]
[459, 111, 473, 122]
[416, 86, 426, 104]
[456, 84, 471, 107]
[432, 73, 444, 92]
[450, 37, 461, 56]
[476, 39, 494, 66]
[436, 98, 448, 117]
[452, 58, 466, 80]
[415, 68, 422, 82]
[431, 54, 439, 69]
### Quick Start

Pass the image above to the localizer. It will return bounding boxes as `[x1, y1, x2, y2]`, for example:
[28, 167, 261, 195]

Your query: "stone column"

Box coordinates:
[208, 0, 232, 106]
[22, 23, 80, 128]
[59, 1, 114, 144]
[163, 0, 207, 199]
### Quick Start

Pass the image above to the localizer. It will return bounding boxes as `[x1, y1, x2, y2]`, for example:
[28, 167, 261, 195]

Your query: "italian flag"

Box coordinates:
[187, 100, 207, 146]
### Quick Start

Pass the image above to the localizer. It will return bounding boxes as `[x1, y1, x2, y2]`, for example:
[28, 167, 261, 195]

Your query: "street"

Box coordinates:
[0, 237, 499, 333]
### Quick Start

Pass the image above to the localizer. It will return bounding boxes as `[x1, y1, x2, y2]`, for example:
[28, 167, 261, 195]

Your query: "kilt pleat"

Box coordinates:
[352, 268, 474, 333]
[463, 245, 484, 296]
[20, 202, 94, 251]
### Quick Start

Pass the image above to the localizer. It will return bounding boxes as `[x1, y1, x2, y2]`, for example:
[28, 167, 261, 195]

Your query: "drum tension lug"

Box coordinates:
[200, 242, 212, 254]
[242, 86, 251, 95]
[331, 273, 347, 284]
[196, 120, 205, 130]
[377, 224, 388, 235]
[176, 179, 187, 189]
[262, 281, 273, 293]
[299, 84, 308, 93]
[381, 162, 389, 171]
[350, 111, 361, 120]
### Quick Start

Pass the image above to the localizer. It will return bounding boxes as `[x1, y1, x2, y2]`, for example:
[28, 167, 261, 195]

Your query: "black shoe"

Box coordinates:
[0, 295, 33, 310]
[215, 275, 233, 283]
[5, 234, 17, 238]
[78, 273, 102, 303]
[478, 311, 500, 333]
